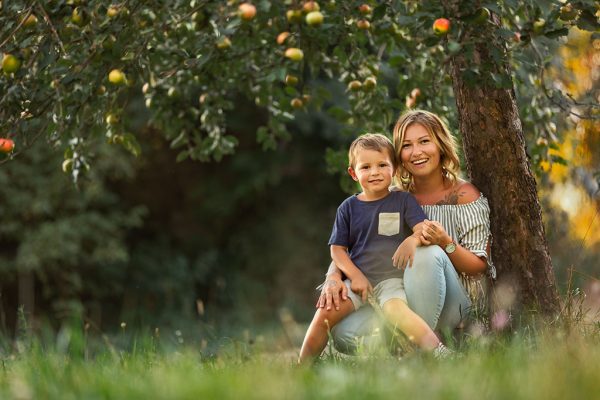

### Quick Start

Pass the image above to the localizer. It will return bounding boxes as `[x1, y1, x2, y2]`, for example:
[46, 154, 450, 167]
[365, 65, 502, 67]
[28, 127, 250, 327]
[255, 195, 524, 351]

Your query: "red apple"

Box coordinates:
[433, 18, 450, 35]
[359, 4, 372, 15]
[356, 19, 371, 30]
[276, 31, 290, 45]
[0, 138, 15, 153]
[239, 3, 257, 21]
[303, 1, 320, 13]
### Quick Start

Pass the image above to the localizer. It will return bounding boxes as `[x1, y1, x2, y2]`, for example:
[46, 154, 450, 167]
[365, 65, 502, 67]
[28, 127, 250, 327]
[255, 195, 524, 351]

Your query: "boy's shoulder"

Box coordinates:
[336, 194, 358, 211]
[388, 188, 417, 201]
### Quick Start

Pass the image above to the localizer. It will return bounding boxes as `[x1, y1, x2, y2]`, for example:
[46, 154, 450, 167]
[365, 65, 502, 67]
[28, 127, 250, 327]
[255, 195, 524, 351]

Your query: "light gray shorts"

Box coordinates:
[344, 278, 407, 311]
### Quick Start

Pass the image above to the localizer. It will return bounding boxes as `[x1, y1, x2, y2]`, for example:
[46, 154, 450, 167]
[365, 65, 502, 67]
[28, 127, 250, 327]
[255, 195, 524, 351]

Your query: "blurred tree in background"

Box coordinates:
[0, 0, 599, 333]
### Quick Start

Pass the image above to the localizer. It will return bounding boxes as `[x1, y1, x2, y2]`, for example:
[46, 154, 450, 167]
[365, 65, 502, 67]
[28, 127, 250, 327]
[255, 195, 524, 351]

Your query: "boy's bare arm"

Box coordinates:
[392, 235, 420, 269]
[330, 245, 364, 280]
[411, 222, 425, 244]
[330, 245, 372, 302]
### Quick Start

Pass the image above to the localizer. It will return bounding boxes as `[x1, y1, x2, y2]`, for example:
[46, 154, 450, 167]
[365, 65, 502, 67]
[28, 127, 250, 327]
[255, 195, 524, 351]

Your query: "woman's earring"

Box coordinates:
[400, 171, 412, 185]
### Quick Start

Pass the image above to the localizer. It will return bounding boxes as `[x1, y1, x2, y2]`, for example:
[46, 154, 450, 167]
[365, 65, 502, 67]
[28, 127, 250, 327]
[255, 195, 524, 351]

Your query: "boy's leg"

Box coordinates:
[375, 278, 440, 351]
[298, 299, 355, 363]
[382, 299, 440, 350]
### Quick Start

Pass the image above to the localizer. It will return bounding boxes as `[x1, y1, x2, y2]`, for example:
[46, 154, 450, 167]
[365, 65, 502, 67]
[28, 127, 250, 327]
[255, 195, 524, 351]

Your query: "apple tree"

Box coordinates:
[1, 0, 599, 315]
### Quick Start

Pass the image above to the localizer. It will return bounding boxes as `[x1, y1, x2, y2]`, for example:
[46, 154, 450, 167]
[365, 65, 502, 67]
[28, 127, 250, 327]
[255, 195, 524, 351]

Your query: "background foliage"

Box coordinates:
[0, 0, 599, 334]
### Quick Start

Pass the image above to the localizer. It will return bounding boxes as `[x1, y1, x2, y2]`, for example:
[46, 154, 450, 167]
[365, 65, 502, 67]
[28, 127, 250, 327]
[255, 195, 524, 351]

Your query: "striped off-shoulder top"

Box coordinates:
[421, 195, 497, 302]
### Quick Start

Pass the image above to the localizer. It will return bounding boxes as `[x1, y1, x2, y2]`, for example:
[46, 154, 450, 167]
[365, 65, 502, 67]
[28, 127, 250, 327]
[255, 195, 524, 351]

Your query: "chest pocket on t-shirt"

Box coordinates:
[378, 213, 400, 236]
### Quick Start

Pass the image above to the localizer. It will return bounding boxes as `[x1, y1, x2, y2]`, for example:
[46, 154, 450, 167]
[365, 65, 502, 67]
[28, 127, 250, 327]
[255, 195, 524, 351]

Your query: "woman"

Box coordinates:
[318, 110, 496, 354]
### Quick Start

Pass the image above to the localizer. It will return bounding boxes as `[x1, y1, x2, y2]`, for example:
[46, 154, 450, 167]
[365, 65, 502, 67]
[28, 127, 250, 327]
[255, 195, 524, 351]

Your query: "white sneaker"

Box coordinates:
[432, 343, 455, 360]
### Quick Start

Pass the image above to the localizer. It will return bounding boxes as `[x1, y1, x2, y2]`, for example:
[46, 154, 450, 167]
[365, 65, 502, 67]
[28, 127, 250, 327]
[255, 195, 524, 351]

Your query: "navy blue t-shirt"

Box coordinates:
[328, 191, 426, 285]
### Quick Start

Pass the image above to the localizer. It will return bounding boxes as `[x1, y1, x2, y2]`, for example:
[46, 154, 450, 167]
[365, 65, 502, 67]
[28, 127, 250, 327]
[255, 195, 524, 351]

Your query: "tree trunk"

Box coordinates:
[443, 1, 560, 315]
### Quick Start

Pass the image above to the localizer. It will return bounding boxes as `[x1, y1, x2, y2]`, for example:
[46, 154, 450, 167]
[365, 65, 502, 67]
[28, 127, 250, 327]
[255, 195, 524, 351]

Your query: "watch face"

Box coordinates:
[445, 242, 456, 254]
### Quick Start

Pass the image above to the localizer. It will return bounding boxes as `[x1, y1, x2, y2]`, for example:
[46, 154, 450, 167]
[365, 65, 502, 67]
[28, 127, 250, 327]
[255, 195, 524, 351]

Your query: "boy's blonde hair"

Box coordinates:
[348, 133, 397, 170]
[392, 110, 460, 190]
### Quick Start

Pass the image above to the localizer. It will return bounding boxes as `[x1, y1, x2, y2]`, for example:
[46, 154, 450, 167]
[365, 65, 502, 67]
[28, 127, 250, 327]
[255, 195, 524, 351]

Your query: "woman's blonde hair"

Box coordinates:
[392, 110, 460, 191]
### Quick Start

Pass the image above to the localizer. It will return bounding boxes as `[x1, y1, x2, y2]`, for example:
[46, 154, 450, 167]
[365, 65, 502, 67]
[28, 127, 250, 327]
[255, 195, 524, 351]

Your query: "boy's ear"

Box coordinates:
[348, 167, 359, 181]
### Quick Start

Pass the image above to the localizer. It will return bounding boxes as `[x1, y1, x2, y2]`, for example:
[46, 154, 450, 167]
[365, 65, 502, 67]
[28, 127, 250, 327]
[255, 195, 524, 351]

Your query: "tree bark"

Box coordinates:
[443, 1, 560, 314]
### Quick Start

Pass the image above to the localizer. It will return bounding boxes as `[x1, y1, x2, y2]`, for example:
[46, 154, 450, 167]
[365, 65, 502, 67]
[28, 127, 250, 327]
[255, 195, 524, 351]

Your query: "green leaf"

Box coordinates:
[121, 134, 141, 157]
[544, 28, 569, 39]
[176, 149, 190, 162]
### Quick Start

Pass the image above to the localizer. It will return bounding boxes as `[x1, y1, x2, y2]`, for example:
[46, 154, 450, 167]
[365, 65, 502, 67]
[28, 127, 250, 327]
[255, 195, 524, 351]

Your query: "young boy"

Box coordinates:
[298, 133, 448, 363]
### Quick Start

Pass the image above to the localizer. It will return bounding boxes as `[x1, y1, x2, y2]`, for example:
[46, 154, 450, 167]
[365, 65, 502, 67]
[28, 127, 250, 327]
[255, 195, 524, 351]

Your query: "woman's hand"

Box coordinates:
[316, 274, 348, 311]
[421, 219, 452, 246]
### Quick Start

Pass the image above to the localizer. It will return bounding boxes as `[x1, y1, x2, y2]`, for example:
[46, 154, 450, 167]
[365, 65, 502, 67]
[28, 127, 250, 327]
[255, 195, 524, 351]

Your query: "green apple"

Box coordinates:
[2, 54, 21, 74]
[108, 69, 126, 85]
[291, 98, 304, 108]
[305, 11, 324, 26]
[285, 75, 299, 86]
[348, 80, 362, 91]
[284, 48, 304, 61]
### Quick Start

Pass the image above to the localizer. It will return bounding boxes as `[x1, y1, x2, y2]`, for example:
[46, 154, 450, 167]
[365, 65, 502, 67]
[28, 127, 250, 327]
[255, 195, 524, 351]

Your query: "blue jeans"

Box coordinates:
[331, 246, 471, 354]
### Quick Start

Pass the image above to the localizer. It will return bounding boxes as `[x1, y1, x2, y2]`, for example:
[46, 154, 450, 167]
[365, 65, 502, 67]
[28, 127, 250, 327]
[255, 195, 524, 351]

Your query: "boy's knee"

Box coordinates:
[382, 298, 408, 313]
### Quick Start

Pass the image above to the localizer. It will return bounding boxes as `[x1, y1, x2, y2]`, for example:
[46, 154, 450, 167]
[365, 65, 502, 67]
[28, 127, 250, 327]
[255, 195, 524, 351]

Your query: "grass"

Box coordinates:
[0, 318, 599, 400]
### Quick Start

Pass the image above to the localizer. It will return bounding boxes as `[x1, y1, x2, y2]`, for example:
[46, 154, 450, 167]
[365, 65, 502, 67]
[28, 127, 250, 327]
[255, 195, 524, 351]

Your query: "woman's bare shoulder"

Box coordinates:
[455, 180, 481, 205]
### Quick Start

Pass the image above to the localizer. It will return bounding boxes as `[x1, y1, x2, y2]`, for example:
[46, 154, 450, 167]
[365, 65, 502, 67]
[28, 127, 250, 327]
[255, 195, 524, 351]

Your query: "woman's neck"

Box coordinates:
[412, 172, 447, 195]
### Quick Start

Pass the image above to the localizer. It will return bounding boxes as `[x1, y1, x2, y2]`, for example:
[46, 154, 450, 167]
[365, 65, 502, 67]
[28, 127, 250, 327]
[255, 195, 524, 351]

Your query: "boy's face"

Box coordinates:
[348, 148, 395, 199]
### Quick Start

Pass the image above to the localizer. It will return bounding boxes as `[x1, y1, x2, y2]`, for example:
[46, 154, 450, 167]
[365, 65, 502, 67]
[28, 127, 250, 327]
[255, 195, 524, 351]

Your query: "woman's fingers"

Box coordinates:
[316, 293, 324, 308]
[420, 233, 432, 245]
[331, 290, 340, 311]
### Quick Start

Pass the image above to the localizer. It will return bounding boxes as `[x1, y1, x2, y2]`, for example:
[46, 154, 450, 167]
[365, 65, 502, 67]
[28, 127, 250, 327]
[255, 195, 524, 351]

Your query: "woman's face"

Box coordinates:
[400, 123, 442, 179]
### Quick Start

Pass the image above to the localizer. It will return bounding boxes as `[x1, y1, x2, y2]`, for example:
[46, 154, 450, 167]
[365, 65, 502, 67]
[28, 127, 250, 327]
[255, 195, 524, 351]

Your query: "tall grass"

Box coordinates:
[0, 315, 599, 399]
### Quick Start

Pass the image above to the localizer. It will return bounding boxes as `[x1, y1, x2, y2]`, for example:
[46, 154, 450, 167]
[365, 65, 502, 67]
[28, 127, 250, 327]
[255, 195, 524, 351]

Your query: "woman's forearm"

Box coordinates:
[447, 244, 487, 276]
[325, 260, 343, 278]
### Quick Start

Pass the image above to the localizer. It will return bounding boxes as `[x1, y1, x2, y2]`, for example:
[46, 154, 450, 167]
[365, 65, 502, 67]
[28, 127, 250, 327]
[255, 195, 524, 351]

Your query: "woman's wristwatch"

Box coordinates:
[443, 239, 457, 254]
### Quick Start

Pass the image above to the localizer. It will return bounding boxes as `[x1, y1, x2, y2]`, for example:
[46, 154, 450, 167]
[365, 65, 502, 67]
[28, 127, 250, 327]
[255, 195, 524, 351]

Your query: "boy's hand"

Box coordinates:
[392, 236, 419, 269]
[350, 273, 373, 303]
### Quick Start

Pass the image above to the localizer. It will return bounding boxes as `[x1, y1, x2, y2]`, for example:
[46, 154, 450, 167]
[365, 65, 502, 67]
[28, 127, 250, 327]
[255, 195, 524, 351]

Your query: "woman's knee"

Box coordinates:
[409, 246, 447, 273]
[404, 246, 449, 329]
